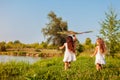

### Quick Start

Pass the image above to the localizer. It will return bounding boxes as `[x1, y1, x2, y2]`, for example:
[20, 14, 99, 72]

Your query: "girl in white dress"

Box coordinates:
[59, 36, 76, 70]
[91, 38, 106, 71]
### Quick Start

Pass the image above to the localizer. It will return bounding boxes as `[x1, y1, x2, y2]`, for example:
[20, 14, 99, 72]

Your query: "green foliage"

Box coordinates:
[85, 38, 92, 45]
[6, 41, 41, 49]
[47, 44, 57, 49]
[42, 11, 68, 46]
[75, 40, 84, 55]
[76, 43, 84, 52]
[14, 40, 21, 44]
[39, 41, 48, 49]
[6, 40, 25, 51]
[83, 38, 94, 51]
[0, 61, 30, 80]
[0, 41, 6, 51]
[0, 54, 120, 80]
[6, 41, 14, 48]
[25, 55, 120, 80]
[100, 8, 120, 55]
[29, 42, 40, 49]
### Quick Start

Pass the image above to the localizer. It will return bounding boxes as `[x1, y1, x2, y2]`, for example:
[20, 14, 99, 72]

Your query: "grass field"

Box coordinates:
[0, 52, 120, 80]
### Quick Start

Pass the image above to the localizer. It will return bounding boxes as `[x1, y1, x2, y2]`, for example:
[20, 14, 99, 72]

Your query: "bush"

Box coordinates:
[0, 42, 6, 51]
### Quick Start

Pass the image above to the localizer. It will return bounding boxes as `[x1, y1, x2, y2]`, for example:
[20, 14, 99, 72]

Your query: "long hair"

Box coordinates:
[97, 38, 106, 53]
[66, 36, 75, 53]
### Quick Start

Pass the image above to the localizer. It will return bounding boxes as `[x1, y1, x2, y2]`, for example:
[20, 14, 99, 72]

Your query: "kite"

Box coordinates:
[57, 30, 93, 35]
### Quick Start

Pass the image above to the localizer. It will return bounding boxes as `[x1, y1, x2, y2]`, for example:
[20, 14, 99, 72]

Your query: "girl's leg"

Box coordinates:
[68, 62, 71, 68]
[96, 63, 101, 71]
[64, 62, 68, 70]
[99, 64, 102, 70]
[96, 64, 99, 71]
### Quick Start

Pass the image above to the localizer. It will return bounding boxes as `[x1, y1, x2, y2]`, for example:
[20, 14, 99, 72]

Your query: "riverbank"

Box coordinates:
[0, 55, 41, 64]
[0, 48, 63, 57]
[0, 53, 120, 80]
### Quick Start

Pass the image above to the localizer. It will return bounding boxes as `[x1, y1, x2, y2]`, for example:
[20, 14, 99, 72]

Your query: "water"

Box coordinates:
[0, 55, 41, 64]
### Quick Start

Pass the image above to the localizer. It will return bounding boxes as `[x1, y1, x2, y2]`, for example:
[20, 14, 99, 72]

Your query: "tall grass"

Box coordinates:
[0, 61, 30, 80]
[25, 54, 120, 80]
[0, 53, 120, 80]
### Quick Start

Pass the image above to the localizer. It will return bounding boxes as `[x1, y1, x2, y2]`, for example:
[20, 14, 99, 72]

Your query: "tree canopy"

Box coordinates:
[100, 8, 120, 54]
[42, 11, 68, 46]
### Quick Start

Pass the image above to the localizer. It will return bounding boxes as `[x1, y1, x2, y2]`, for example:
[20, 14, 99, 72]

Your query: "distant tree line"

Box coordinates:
[0, 40, 54, 51]
[0, 38, 95, 54]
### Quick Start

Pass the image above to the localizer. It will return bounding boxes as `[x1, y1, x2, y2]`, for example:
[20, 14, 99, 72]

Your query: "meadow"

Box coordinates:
[0, 52, 120, 80]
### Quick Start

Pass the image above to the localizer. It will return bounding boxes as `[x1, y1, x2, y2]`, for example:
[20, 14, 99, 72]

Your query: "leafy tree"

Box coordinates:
[85, 38, 92, 45]
[42, 11, 68, 46]
[30, 42, 40, 49]
[14, 40, 21, 44]
[84, 38, 94, 51]
[0, 41, 6, 51]
[6, 41, 14, 48]
[76, 41, 84, 55]
[100, 8, 120, 55]
[39, 41, 48, 49]
[13, 40, 24, 50]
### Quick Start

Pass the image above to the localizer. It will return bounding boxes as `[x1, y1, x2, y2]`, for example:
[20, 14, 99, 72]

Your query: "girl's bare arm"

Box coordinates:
[59, 44, 65, 49]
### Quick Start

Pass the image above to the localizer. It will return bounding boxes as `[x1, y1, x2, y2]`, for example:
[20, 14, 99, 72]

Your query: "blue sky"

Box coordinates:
[0, 0, 120, 44]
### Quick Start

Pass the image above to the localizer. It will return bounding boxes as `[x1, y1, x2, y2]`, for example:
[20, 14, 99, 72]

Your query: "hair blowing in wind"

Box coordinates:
[66, 36, 75, 53]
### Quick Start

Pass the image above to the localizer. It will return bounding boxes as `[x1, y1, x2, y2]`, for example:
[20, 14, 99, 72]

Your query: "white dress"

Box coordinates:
[63, 43, 76, 62]
[95, 46, 106, 65]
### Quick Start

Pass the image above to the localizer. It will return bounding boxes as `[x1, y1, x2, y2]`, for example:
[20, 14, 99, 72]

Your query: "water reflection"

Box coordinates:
[0, 55, 41, 64]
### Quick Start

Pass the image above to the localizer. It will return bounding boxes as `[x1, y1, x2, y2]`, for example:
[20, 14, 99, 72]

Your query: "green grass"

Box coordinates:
[0, 53, 120, 80]
[0, 61, 30, 80]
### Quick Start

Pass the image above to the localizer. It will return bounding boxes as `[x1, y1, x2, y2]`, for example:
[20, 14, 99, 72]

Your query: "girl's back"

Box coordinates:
[95, 46, 105, 65]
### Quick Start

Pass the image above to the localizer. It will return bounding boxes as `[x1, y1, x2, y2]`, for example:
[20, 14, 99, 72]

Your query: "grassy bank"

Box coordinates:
[0, 49, 62, 57]
[0, 53, 120, 80]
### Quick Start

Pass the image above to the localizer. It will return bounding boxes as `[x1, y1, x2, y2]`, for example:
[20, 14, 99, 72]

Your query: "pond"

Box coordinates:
[0, 55, 41, 64]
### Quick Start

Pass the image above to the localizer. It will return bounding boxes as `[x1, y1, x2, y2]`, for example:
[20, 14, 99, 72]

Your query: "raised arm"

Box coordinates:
[59, 44, 65, 49]
[73, 35, 77, 42]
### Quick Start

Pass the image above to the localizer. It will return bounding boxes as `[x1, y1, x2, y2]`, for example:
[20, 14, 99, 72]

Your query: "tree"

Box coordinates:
[6, 41, 14, 48]
[13, 40, 24, 50]
[100, 8, 120, 55]
[42, 11, 68, 46]
[39, 41, 48, 49]
[76, 40, 84, 55]
[0, 41, 6, 51]
[30, 42, 40, 49]
[84, 38, 94, 51]
[14, 40, 21, 44]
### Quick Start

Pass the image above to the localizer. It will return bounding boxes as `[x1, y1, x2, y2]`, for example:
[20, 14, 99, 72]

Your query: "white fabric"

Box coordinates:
[95, 46, 106, 65]
[63, 43, 76, 62]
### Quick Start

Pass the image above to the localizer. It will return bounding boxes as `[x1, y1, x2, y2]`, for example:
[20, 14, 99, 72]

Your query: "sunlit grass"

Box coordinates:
[0, 52, 120, 80]
[25, 53, 120, 80]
